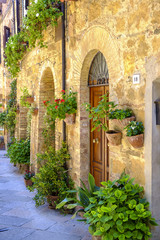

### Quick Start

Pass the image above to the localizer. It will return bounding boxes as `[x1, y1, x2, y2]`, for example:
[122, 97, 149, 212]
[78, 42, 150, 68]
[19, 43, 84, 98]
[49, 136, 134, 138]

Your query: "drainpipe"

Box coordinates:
[61, 2, 66, 142]
[12, 0, 15, 34]
[16, 0, 20, 32]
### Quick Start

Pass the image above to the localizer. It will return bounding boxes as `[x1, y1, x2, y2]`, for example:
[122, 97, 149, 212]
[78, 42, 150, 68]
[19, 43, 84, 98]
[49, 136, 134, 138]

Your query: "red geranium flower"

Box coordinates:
[55, 99, 60, 103]
[60, 99, 65, 103]
[55, 106, 58, 109]
[61, 90, 65, 93]
[43, 100, 49, 106]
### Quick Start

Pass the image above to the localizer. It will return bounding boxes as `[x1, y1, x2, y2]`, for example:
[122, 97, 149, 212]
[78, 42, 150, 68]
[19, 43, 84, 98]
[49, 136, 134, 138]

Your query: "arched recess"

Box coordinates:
[30, 66, 55, 172]
[68, 26, 122, 185]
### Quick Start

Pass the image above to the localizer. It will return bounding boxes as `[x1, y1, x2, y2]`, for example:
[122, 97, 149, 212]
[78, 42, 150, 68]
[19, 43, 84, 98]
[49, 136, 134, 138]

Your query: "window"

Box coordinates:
[88, 52, 109, 87]
[24, 0, 29, 17]
[3, 26, 10, 48]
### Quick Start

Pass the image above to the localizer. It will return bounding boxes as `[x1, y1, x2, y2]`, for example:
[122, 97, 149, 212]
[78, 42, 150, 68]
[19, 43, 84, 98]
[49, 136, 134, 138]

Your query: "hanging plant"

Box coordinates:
[4, 32, 27, 78]
[4, 0, 62, 78]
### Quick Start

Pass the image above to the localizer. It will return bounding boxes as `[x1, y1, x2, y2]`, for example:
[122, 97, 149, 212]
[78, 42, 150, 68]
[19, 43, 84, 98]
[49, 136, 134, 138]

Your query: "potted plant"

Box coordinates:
[28, 142, 75, 208]
[83, 173, 158, 240]
[24, 170, 34, 187]
[7, 138, 30, 173]
[44, 89, 77, 125]
[20, 87, 34, 108]
[56, 173, 99, 217]
[84, 94, 122, 146]
[125, 121, 144, 148]
[109, 108, 136, 128]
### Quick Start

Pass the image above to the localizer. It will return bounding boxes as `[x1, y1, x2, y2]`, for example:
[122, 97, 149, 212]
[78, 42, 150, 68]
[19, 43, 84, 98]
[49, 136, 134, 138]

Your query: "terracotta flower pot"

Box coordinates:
[112, 116, 136, 128]
[127, 134, 144, 148]
[24, 179, 33, 187]
[33, 108, 38, 115]
[106, 130, 122, 146]
[46, 195, 59, 209]
[92, 237, 101, 240]
[64, 113, 76, 125]
[26, 97, 34, 104]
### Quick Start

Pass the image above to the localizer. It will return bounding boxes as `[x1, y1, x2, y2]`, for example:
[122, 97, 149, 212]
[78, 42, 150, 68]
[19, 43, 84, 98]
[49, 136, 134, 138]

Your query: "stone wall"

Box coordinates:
[1, 0, 160, 235]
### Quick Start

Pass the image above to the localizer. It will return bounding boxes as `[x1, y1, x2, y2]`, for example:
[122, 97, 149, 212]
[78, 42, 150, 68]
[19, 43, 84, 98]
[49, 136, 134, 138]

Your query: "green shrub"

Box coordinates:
[83, 174, 157, 240]
[7, 139, 30, 166]
[29, 142, 75, 207]
[125, 121, 144, 137]
[109, 109, 133, 120]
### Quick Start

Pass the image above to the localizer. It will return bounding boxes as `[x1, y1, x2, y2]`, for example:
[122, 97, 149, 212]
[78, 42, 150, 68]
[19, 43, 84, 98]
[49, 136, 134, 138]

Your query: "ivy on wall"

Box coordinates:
[0, 80, 17, 136]
[4, 0, 62, 78]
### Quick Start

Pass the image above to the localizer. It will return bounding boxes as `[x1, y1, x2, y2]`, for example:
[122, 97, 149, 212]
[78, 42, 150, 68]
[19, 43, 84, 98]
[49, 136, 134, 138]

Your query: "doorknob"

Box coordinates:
[93, 138, 99, 143]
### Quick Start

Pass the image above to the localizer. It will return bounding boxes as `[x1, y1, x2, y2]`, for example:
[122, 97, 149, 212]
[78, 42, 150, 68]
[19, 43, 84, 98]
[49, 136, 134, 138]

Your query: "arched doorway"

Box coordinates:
[30, 67, 55, 172]
[88, 52, 109, 186]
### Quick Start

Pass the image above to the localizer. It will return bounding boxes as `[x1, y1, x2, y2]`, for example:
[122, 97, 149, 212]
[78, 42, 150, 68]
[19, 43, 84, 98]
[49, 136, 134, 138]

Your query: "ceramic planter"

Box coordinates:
[64, 113, 76, 125]
[127, 134, 144, 148]
[25, 97, 34, 104]
[112, 116, 136, 128]
[24, 179, 33, 187]
[46, 195, 59, 209]
[106, 130, 122, 146]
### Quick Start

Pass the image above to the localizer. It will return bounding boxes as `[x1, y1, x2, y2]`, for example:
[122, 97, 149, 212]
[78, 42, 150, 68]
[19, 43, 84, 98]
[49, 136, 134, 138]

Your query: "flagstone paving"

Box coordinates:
[0, 151, 91, 240]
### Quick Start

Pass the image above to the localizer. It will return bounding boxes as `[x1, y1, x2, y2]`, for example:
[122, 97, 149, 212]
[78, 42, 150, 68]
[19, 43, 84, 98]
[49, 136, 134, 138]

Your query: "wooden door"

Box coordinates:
[90, 86, 109, 186]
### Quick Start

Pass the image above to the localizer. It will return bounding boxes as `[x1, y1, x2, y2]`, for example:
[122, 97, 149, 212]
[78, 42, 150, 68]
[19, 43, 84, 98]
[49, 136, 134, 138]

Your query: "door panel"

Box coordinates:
[90, 86, 109, 186]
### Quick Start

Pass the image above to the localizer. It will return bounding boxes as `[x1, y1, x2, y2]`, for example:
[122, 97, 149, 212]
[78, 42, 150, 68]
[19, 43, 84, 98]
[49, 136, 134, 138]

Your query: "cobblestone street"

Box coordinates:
[0, 151, 91, 240]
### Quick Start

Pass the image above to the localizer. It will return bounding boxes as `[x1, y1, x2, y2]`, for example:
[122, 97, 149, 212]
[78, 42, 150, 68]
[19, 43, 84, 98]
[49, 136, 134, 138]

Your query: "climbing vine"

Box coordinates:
[0, 80, 17, 136]
[4, 0, 62, 78]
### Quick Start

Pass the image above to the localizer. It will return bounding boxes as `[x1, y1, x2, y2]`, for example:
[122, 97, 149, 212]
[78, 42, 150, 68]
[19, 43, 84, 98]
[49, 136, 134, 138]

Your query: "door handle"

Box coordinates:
[93, 138, 99, 143]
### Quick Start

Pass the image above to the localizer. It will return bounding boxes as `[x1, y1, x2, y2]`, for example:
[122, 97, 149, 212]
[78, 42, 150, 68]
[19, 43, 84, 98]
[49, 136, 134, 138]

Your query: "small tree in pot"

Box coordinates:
[84, 94, 122, 146]
[28, 142, 75, 208]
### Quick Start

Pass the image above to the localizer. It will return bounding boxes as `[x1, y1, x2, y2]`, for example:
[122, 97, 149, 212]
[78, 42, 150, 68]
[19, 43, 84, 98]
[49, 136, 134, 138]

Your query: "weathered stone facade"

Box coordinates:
[1, 0, 160, 237]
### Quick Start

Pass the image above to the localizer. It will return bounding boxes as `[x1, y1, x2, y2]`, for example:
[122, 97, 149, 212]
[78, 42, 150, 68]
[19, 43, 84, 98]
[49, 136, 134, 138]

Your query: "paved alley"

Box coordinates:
[0, 151, 91, 240]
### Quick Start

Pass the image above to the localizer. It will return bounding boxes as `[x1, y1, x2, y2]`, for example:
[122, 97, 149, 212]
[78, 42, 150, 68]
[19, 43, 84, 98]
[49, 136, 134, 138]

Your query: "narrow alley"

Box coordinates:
[0, 151, 91, 240]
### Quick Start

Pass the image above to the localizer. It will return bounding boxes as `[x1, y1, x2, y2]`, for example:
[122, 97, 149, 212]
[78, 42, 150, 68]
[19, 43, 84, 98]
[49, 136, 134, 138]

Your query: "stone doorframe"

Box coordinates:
[145, 53, 160, 237]
[70, 26, 122, 185]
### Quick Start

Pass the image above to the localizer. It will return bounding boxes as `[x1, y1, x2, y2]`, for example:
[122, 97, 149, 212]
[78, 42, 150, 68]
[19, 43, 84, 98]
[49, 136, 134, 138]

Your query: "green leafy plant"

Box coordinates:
[4, 0, 62, 77]
[45, 89, 77, 120]
[0, 111, 7, 126]
[2, 80, 17, 136]
[83, 174, 158, 240]
[7, 139, 30, 166]
[56, 173, 99, 217]
[24, 170, 34, 180]
[29, 142, 75, 207]
[84, 94, 117, 131]
[20, 87, 32, 108]
[109, 109, 133, 120]
[4, 32, 27, 78]
[125, 121, 144, 137]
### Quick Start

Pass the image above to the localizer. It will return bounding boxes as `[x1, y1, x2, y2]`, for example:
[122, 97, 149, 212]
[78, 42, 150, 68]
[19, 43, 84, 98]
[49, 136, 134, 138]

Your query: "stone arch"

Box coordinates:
[68, 26, 122, 185]
[30, 64, 55, 172]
